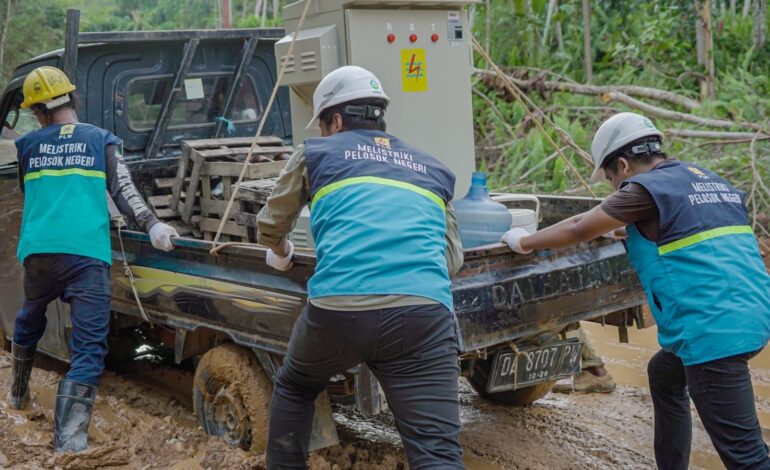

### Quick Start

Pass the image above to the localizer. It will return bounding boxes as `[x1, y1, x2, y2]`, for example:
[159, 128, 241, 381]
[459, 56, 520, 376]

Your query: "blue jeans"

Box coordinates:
[267, 303, 464, 470]
[13, 254, 112, 385]
[649, 349, 770, 470]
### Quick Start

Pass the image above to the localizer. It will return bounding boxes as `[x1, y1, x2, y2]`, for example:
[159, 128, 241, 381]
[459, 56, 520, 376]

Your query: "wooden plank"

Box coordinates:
[184, 136, 283, 149]
[199, 217, 249, 238]
[196, 145, 293, 159]
[235, 212, 259, 228]
[234, 179, 276, 204]
[169, 145, 191, 211]
[154, 208, 177, 219]
[155, 177, 187, 190]
[176, 201, 200, 217]
[199, 198, 233, 216]
[181, 158, 203, 223]
[149, 194, 172, 208]
[201, 160, 286, 178]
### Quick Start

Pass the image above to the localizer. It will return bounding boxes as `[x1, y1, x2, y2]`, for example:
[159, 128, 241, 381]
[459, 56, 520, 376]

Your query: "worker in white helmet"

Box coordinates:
[502, 112, 770, 469]
[257, 65, 464, 469]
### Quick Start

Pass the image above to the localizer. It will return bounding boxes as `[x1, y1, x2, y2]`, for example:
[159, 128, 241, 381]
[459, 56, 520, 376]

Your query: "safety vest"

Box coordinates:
[304, 129, 456, 310]
[16, 123, 121, 264]
[624, 160, 770, 365]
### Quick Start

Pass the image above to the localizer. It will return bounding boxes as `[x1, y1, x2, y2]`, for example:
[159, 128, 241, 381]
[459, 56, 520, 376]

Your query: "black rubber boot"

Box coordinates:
[6, 342, 36, 410]
[54, 380, 96, 452]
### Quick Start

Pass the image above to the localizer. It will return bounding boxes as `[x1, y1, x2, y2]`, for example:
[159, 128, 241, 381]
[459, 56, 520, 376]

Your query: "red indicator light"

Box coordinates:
[387, 34, 395, 43]
[409, 34, 417, 43]
[431, 33, 439, 42]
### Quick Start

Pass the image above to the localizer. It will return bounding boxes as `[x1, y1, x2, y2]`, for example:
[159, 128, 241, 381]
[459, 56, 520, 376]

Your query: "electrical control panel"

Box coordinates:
[279, 0, 477, 197]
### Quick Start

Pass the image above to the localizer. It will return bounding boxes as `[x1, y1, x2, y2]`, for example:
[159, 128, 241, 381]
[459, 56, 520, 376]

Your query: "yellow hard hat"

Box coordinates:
[20, 66, 76, 109]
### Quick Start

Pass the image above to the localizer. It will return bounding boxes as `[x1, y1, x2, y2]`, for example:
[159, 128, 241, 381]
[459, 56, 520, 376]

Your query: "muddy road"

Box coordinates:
[3, 323, 768, 469]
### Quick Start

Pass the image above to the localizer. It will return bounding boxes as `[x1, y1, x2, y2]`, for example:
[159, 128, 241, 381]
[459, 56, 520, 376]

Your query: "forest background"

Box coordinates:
[0, 0, 768, 234]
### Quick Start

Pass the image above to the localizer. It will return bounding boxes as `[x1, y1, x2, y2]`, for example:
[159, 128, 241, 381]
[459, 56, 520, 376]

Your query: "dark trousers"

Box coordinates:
[267, 303, 464, 470]
[648, 349, 770, 470]
[13, 254, 112, 385]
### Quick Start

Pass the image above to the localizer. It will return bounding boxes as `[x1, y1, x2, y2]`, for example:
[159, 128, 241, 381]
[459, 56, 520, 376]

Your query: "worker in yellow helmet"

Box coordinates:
[7, 66, 179, 452]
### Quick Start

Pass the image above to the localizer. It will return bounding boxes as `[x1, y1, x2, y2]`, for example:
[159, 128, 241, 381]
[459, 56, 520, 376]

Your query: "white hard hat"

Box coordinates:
[306, 65, 390, 130]
[590, 112, 663, 182]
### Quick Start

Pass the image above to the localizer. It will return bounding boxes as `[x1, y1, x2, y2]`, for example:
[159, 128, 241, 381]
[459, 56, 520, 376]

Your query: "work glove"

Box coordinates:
[149, 222, 179, 252]
[501, 227, 533, 255]
[266, 240, 294, 271]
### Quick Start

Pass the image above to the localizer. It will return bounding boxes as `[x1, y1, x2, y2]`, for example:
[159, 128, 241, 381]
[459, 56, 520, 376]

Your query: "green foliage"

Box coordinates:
[473, 0, 770, 231]
[0, 0, 284, 82]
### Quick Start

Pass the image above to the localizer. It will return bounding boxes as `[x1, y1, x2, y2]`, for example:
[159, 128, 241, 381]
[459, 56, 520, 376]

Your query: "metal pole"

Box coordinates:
[63, 9, 80, 83]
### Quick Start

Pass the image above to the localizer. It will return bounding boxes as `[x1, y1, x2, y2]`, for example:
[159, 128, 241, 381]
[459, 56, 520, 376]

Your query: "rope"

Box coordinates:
[471, 37, 597, 198]
[113, 216, 153, 326]
[210, 0, 315, 256]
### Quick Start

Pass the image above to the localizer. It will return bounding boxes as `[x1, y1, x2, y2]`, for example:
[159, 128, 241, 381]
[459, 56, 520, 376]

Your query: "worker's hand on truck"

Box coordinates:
[266, 240, 294, 271]
[149, 222, 180, 252]
[501, 228, 533, 255]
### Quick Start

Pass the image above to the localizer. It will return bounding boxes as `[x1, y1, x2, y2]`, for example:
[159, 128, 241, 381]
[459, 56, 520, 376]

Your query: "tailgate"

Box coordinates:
[452, 240, 645, 353]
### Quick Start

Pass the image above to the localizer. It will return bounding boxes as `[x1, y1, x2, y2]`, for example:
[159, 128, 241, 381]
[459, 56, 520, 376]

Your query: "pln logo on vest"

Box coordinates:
[374, 137, 391, 149]
[687, 167, 710, 180]
[59, 124, 75, 140]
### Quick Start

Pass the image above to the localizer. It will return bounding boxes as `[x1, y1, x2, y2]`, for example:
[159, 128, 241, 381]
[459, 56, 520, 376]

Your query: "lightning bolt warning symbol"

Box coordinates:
[407, 54, 421, 80]
[401, 48, 428, 92]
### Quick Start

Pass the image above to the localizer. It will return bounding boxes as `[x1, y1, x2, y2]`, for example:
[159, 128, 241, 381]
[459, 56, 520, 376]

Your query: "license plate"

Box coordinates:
[486, 339, 583, 393]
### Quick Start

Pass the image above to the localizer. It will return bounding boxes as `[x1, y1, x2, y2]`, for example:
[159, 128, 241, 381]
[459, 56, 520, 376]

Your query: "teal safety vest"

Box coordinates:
[304, 130, 456, 310]
[16, 123, 121, 264]
[624, 161, 770, 365]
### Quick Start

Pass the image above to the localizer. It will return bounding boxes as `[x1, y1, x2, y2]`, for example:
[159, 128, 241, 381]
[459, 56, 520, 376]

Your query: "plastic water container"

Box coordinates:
[491, 193, 540, 234]
[454, 173, 513, 248]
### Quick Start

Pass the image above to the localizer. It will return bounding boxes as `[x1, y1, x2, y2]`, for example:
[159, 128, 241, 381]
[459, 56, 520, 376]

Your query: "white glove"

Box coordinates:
[266, 240, 294, 271]
[501, 227, 533, 254]
[149, 223, 179, 252]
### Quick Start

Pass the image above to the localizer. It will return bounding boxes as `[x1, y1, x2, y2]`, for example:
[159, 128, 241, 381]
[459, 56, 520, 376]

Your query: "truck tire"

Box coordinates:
[467, 358, 556, 406]
[193, 343, 273, 452]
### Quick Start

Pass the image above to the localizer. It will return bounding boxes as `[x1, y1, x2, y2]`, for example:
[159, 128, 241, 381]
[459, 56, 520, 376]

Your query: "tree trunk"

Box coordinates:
[754, 0, 767, 48]
[254, 0, 261, 17]
[730, 0, 737, 15]
[260, 0, 269, 27]
[0, 0, 12, 72]
[582, 0, 592, 84]
[485, 0, 491, 54]
[272, 0, 279, 20]
[555, 19, 565, 52]
[696, 0, 716, 100]
[743, 0, 752, 15]
[542, 0, 558, 47]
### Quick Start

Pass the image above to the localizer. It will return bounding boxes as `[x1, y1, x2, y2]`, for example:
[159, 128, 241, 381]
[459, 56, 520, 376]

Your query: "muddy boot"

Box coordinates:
[6, 342, 36, 410]
[54, 380, 96, 452]
[553, 370, 617, 394]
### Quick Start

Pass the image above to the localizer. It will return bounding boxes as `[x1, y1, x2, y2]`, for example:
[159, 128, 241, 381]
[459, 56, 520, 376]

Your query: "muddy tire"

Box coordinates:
[193, 343, 273, 453]
[467, 358, 556, 406]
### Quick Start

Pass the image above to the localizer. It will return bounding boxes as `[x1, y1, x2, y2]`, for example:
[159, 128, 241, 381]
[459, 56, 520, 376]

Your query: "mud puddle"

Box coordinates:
[583, 320, 770, 470]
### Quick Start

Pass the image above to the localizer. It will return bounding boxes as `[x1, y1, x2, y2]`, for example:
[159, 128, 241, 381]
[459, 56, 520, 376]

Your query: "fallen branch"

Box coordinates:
[472, 38, 597, 197]
[663, 129, 769, 140]
[601, 91, 766, 132]
[474, 68, 701, 111]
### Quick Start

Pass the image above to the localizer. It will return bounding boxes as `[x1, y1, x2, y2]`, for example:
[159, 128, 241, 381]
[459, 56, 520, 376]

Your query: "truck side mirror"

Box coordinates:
[4, 108, 19, 130]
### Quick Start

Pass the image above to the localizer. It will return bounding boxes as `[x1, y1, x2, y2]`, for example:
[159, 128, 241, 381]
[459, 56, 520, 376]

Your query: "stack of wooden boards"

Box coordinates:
[164, 136, 290, 242]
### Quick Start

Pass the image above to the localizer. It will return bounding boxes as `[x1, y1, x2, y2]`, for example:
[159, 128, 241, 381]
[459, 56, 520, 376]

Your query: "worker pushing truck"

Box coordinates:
[6, 1, 745, 466]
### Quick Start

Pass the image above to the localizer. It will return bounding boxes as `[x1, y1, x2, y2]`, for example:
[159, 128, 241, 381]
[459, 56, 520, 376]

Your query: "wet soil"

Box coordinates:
[1, 242, 768, 469]
[2, 335, 755, 470]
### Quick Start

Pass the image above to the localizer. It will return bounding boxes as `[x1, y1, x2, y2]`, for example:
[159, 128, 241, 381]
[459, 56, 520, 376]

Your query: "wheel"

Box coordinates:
[193, 343, 273, 452]
[467, 357, 556, 406]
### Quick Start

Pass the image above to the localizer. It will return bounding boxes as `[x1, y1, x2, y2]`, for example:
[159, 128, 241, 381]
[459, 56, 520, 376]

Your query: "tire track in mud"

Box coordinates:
[0, 345, 745, 469]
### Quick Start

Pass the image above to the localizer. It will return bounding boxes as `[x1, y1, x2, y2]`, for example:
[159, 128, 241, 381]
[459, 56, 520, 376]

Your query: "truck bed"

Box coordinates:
[109, 195, 645, 355]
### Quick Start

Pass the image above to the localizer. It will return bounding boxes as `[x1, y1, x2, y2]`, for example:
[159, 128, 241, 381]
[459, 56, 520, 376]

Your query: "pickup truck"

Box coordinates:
[0, 21, 648, 453]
